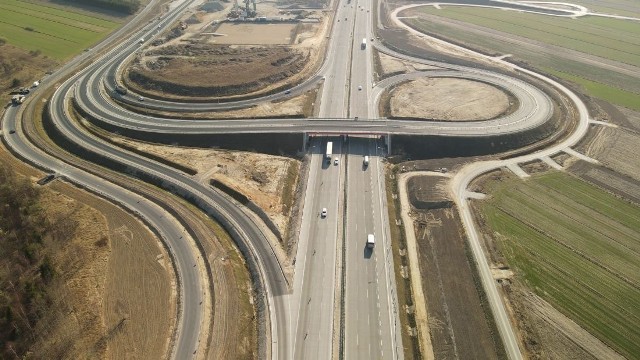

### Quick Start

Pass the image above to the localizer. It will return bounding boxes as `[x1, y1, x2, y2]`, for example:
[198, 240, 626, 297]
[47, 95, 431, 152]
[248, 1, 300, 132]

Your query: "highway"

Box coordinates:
[342, 0, 402, 358]
[290, 137, 343, 359]
[1, 0, 595, 358]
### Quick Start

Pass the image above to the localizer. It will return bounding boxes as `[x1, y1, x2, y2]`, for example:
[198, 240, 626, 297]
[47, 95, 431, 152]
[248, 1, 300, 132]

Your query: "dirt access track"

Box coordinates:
[125, 1, 330, 100]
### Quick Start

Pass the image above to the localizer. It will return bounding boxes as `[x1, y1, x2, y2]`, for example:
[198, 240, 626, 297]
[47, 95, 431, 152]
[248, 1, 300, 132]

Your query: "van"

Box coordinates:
[366, 234, 375, 248]
[363, 156, 369, 166]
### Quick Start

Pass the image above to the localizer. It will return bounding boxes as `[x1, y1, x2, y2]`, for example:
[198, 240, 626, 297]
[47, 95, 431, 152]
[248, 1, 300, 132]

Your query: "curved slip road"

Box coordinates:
[2, 0, 596, 359]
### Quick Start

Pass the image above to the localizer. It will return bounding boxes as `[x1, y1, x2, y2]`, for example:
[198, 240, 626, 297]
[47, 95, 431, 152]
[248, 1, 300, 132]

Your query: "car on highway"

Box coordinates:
[367, 234, 375, 248]
[138, 96, 144, 101]
[358, 85, 362, 90]
[285, 89, 291, 95]
[8, 130, 16, 134]
[334, 157, 339, 165]
[321, 208, 327, 218]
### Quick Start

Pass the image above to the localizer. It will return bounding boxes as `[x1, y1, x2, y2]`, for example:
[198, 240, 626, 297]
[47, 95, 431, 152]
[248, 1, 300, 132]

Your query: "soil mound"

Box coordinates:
[407, 176, 452, 209]
[127, 44, 308, 97]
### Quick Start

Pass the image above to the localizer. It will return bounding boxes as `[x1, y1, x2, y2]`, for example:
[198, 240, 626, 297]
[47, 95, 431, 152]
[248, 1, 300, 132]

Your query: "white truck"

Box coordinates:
[363, 155, 369, 167]
[361, 38, 367, 49]
[326, 141, 333, 163]
[366, 234, 375, 248]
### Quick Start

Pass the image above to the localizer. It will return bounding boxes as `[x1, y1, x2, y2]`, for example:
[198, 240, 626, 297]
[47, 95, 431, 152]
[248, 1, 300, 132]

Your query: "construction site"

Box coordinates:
[123, 0, 328, 101]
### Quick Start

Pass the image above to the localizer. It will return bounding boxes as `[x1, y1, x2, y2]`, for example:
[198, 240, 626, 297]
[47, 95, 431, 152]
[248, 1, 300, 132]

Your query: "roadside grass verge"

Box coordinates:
[418, 7, 640, 67]
[478, 171, 640, 359]
[0, 0, 119, 59]
[385, 166, 420, 360]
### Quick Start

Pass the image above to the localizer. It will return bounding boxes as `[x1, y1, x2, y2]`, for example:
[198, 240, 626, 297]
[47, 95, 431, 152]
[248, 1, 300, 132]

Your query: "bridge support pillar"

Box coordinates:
[303, 132, 309, 151]
[385, 134, 391, 155]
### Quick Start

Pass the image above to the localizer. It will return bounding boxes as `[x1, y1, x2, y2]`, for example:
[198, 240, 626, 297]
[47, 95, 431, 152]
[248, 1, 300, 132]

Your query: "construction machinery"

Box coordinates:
[228, 0, 256, 18]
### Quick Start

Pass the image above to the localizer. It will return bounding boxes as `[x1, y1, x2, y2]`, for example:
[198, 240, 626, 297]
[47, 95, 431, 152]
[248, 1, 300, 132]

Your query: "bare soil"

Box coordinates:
[406, 175, 452, 209]
[125, 3, 329, 99]
[377, 50, 409, 77]
[127, 44, 309, 97]
[389, 77, 510, 121]
[411, 204, 502, 359]
[376, 50, 443, 79]
[110, 137, 300, 238]
[212, 23, 298, 45]
[123, 88, 314, 119]
[583, 126, 640, 179]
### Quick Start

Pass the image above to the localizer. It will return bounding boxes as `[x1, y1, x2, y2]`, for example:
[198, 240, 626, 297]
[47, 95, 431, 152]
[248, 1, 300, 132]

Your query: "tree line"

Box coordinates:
[0, 167, 75, 358]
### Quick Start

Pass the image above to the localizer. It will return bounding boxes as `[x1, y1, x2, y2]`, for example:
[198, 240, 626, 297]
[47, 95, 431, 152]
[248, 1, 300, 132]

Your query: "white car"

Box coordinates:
[138, 96, 144, 101]
[358, 85, 362, 90]
[321, 208, 327, 218]
[334, 158, 339, 165]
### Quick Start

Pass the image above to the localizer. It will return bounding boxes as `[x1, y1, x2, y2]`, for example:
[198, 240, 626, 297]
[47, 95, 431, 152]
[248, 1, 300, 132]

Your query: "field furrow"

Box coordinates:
[479, 172, 640, 358]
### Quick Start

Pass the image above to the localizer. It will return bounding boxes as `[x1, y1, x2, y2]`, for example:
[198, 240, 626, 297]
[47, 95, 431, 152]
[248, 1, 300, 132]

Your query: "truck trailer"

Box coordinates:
[326, 141, 333, 163]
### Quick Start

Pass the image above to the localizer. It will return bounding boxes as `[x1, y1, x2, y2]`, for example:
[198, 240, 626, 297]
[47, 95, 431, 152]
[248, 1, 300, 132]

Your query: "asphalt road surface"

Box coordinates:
[1, 0, 594, 358]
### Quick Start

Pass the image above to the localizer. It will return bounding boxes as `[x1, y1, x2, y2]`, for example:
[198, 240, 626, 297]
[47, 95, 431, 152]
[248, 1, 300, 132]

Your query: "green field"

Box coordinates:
[479, 172, 640, 358]
[406, 6, 640, 110]
[570, 0, 640, 18]
[544, 68, 640, 111]
[420, 7, 640, 67]
[0, 0, 120, 60]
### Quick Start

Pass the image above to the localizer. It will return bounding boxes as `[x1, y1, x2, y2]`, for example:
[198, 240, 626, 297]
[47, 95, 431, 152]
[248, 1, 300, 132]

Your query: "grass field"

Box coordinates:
[419, 7, 640, 67]
[570, 0, 640, 18]
[0, 0, 120, 60]
[544, 68, 640, 111]
[406, 7, 640, 110]
[479, 172, 640, 359]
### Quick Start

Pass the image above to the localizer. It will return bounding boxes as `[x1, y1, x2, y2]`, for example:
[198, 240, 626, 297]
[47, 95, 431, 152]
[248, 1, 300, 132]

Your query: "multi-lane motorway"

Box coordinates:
[1, 0, 594, 359]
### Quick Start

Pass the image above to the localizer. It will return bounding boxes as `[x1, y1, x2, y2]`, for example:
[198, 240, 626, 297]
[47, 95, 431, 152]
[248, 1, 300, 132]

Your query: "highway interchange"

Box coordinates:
[1, 0, 594, 359]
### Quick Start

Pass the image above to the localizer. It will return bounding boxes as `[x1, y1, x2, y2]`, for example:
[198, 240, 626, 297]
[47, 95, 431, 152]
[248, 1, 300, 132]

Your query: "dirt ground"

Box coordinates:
[389, 77, 510, 121]
[110, 137, 300, 238]
[0, 144, 173, 359]
[126, 1, 329, 99]
[376, 50, 443, 79]
[212, 23, 298, 45]
[124, 88, 314, 119]
[408, 193, 502, 359]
